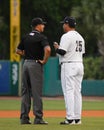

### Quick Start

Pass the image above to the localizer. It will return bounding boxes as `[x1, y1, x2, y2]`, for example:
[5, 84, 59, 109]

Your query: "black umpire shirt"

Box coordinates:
[17, 30, 49, 60]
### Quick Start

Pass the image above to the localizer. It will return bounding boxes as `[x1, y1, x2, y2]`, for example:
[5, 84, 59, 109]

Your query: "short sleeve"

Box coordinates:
[17, 36, 26, 50]
[41, 35, 49, 47]
[59, 34, 70, 51]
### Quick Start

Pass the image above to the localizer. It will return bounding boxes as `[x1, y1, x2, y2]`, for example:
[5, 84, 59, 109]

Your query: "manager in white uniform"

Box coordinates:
[54, 16, 85, 125]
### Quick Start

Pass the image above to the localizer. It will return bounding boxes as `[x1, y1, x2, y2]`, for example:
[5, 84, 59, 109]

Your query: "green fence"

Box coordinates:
[43, 57, 104, 96]
[43, 57, 63, 96]
[82, 80, 104, 96]
[0, 59, 104, 96]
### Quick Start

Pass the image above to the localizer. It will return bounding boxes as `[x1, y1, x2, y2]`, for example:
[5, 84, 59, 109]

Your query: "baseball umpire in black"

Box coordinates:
[16, 17, 51, 124]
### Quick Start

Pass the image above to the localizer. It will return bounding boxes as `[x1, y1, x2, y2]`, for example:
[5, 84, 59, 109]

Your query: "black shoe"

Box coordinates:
[21, 119, 31, 124]
[34, 118, 48, 125]
[60, 119, 75, 125]
[75, 119, 81, 124]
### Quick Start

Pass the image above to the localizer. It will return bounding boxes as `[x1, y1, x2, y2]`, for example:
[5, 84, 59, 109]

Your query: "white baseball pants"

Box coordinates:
[61, 62, 84, 120]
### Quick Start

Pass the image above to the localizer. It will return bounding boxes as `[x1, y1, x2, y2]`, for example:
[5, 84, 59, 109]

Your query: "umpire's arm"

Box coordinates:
[16, 48, 25, 56]
[39, 45, 51, 64]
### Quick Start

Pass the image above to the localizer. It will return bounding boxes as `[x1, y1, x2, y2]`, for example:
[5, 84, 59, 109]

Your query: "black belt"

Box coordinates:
[61, 61, 82, 65]
[25, 59, 38, 62]
[25, 59, 43, 65]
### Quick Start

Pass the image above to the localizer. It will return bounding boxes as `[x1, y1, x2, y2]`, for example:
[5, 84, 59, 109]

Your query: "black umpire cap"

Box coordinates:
[31, 17, 46, 27]
[60, 16, 76, 28]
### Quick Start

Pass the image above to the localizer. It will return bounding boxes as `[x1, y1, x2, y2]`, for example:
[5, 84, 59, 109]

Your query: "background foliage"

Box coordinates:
[0, 0, 104, 79]
[83, 57, 104, 79]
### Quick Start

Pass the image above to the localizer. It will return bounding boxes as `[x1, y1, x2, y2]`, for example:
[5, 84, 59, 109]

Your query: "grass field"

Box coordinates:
[0, 96, 104, 130]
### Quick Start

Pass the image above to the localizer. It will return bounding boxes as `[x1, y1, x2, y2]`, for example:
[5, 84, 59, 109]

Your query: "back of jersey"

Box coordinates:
[59, 30, 85, 62]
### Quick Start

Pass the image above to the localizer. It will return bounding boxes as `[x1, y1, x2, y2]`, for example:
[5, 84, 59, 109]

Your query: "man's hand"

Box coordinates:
[38, 60, 46, 65]
[16, 48, 25, 56]
[53, 42, 59, 50]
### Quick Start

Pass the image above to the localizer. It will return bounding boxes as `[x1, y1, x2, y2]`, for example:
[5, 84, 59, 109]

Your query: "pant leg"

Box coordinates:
[65, 76, 75, 120]
[61, 64, 67, 110]
[61, 63, 84, 120]
[61, 63, 75, 120]
[74, 63, 84, 119]
[28, 62, 43, 119]
[74, 75, 82, 119]
[20, 63, 31, 120]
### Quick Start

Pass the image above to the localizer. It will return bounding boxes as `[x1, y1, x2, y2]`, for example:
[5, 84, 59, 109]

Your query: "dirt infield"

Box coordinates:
[0, 96, 104, 118]
[0, 110, 104, 118]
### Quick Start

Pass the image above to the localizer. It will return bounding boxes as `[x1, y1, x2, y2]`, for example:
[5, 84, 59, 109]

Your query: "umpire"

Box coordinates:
[16, 17, 51, 124]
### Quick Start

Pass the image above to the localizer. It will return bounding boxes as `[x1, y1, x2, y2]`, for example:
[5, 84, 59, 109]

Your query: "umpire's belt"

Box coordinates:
[25, 59, 38, 63]
[61, 61, 82, 65]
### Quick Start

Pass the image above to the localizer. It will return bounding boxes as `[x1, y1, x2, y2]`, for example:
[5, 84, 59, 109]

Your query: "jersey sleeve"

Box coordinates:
[17, 36, 26, 50]
[59, 34, 70, 51]
[41, 35, 49, 47]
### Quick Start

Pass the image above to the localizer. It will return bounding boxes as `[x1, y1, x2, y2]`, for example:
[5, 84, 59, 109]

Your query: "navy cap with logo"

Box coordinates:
[60, 16, 76, 28]
[31, 17, 46, 27]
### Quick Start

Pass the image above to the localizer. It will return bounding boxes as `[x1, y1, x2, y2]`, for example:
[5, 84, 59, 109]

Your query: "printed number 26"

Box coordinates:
[76, 41, 82, 52]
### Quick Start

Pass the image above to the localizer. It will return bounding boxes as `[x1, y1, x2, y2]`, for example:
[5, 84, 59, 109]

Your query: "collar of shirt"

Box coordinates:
[32, 30, 40, 34]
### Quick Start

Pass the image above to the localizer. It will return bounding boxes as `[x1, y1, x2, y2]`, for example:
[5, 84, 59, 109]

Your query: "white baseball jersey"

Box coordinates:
[59, 30, 85, 63]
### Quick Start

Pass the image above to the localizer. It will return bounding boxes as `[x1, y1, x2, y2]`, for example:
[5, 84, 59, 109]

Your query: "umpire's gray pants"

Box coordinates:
[20, 60, 43, 120]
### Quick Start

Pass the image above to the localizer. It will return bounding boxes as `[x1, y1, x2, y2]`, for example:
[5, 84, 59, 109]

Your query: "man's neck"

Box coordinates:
[65, 28, 75, 33]
[33, 26, 41, 32]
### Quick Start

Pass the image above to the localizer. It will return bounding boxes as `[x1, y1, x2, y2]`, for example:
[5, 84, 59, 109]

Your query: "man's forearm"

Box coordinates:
[43, 46, 51, 63]
[56, 48, 66, 55]
[16, 48, 25, 56]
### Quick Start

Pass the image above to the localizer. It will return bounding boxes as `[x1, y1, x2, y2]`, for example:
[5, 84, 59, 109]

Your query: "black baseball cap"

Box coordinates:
[31, 17, 46, 27]
[60, 16, 76, 28]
